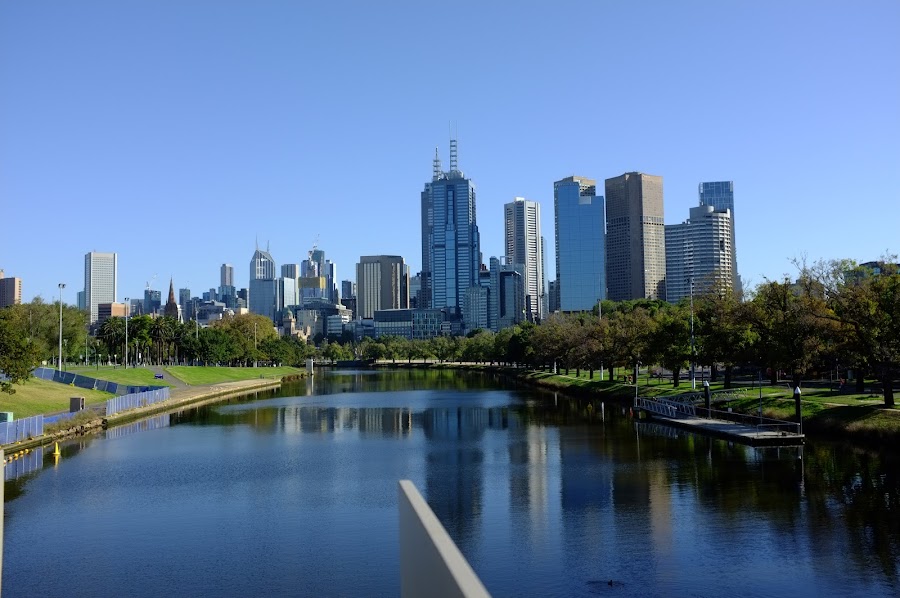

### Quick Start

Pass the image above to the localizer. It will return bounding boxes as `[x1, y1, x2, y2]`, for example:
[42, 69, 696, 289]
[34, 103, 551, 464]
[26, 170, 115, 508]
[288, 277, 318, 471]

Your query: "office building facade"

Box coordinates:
[665, 205, 734, 303]
[554, 176, 606, 311]
[604, 172, 666, 301]
[250, 247, 277, 321]
[84, 252, 118, 324]
[0, 270, 22, 308]
[504, 197, 545, 322]
[420, 140, 481, 314]
[356, 255, 409, 319]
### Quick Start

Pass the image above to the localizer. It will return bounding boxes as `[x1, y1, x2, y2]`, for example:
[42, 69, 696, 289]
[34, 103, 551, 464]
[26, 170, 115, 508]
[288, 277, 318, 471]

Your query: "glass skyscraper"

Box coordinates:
[420, 140, 481, 314]
[250, 247, 276, 321]
[554, 176, 606, 312]
[504, 197, 545, 322]
[699, 181, 740, 294]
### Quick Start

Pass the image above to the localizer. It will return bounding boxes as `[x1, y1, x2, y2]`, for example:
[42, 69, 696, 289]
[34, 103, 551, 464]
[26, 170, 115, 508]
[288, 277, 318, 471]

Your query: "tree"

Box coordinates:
[695, 290, 757, 388]
[0, 308, 42, 394]
[650, 303, 691, 387]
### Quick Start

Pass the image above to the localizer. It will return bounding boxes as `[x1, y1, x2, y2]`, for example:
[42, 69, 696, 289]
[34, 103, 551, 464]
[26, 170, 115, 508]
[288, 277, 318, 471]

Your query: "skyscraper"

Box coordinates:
[554, 176, 606, 311]
[604, 172, 666, 301]
[504, 197, 545, 321]
[699, 181, 740, 295]
[179, 288, 192, 319]
[0, 270, 22, 308]
[221, 264, 234, 288]
[356, 255, 409, 319]
[250, 245, 276, 321]
[420, 139, 481, 315]
[665, 205, 734, 303]
[84, 252, 117, 324]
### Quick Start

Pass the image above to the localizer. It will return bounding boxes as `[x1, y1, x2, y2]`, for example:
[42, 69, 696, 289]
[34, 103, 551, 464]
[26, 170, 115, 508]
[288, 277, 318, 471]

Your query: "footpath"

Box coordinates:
[2, 378, 282, 454]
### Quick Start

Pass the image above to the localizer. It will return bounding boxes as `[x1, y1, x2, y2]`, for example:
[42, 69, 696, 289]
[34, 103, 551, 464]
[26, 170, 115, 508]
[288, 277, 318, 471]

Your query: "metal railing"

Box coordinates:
[637, 398, 801, 438]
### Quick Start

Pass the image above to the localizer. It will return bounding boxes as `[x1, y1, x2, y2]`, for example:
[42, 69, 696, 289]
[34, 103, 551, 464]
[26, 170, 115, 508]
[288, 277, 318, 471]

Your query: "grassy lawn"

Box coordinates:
[0, 378, 113, 419]
[66, 366, 174, 387]
[165, 366, 304, 385]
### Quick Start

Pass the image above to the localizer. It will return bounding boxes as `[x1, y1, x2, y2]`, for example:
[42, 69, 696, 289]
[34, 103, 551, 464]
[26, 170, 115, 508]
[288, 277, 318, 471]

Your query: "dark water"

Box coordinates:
[4, 369, 899, 597]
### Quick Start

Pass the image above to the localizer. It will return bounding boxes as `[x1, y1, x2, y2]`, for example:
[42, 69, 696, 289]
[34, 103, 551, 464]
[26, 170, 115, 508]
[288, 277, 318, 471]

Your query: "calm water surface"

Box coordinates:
[4, 369, 899, 597]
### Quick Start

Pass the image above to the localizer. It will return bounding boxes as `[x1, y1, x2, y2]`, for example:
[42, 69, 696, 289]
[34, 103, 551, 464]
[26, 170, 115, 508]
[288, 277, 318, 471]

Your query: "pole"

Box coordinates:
[58, 283, 66, 371]
[254, 322, 258, 367]
[124, 297, 129, 369]
[1, 447, 4, 594]
[794, 386, 802, 434]
[704, 380, 711, 418]
[598, 299, 603, 381]
[690, 278, 695, 390]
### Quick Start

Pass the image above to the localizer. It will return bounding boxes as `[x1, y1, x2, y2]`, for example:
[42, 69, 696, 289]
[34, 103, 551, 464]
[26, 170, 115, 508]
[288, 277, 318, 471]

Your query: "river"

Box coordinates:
[3, 369, 898, 597]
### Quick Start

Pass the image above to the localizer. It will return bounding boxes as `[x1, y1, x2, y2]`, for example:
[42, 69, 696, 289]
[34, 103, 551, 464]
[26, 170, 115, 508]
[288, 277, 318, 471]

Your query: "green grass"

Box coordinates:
[165, 366, 304, 385]
[0, 378, 113, 419]
[66, 366, 174, 387]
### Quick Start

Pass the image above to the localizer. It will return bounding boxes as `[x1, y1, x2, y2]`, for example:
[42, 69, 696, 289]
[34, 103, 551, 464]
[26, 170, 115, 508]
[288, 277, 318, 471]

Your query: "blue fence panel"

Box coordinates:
[0, 415, 44, 445]
[43, 412, 79, 425]
[31, 367, 162, 396]
[105, 388, 170, 416]
[105, 414, 171, 441]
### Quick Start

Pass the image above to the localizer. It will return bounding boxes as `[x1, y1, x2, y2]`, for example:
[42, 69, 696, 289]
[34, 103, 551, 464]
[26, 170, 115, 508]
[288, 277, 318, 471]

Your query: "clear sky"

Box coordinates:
[2, 1, 898, 304]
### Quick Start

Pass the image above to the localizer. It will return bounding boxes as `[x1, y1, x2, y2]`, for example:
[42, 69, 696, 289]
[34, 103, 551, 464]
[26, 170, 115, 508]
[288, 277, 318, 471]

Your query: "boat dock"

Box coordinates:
[635, 397, 804, 446]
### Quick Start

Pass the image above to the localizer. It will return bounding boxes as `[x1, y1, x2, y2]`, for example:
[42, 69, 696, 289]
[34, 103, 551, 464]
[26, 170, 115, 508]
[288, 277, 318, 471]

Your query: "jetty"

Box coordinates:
[635, 396, 804, 446]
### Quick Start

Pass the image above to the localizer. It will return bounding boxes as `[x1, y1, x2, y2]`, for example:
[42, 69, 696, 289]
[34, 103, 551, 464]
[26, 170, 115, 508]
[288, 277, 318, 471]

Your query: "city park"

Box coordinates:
[0, 257, 898, 446]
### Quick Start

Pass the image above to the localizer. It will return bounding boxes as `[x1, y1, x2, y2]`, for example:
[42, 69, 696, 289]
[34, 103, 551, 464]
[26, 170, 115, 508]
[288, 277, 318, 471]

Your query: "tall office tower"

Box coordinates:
[84, 252, 118, 324]
[143, 289, 161, 315]
[553, 176, 606, 311]
[341, 280, 356, 300]
[356, 256, 409, 319]
[250, 245, 277, 321]
[179, 288, 191, 319]
[282, 264, 301, 279]
[76, 290, 86, 310]
[164, 279, 180, 319]
[489, 257, 524, 332]
[324, 260, 338, 302]
[665, 205, 734, 303]
[221, 264, 234, 288]
[0, 270, 23, 307]
[604, 172, 666, 301]
[276, 276, 298, 323]
[420, 139, 481, 314]
[548, 280, 560, 313]
[699, 181, 740, 295]
[504, 197, 545, 322]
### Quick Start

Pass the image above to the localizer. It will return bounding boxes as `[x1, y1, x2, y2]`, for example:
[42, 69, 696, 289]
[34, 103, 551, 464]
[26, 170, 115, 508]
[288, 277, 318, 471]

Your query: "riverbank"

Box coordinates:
[2, 377, 284, 454]
[375, 362, 900, 448]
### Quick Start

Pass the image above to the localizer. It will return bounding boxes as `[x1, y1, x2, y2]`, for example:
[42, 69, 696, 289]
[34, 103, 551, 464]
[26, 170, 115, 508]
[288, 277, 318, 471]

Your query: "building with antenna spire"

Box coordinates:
[420, 132, 481, 318]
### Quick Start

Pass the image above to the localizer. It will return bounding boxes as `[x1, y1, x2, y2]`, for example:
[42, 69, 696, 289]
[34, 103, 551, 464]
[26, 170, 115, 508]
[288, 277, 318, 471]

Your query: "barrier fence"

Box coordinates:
[0, 415, 44, 445]
[32, 367, 166, 396]
[106, 388, 170, 416]
[105, 414, 171, 440]
[4, 446, 44, 481]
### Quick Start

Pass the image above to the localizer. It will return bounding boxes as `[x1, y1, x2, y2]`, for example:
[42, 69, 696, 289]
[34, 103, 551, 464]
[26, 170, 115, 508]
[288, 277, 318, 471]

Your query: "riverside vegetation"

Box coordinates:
[0, 258, 897, 443]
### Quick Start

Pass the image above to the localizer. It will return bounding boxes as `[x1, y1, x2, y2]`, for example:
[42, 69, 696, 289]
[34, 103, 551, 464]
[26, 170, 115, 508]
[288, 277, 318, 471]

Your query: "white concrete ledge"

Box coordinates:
[398, 480, 490, 598]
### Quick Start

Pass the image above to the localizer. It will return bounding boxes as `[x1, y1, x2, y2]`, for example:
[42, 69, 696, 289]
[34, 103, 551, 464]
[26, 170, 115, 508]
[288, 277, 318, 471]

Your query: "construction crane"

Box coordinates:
[146, 274, 157, 291]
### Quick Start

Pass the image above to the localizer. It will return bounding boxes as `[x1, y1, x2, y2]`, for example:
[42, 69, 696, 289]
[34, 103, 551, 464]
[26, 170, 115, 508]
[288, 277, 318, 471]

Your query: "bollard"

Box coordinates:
[703, 380, 711, 417]
[794, 386, 802, 433]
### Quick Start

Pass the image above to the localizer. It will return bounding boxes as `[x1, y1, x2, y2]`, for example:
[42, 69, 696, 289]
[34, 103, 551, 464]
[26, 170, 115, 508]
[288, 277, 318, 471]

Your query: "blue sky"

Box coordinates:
[2, 1, 898, 303]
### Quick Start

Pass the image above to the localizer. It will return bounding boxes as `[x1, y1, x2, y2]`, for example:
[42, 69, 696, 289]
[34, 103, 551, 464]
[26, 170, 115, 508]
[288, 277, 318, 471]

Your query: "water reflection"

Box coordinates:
[2, 370, 898, 596]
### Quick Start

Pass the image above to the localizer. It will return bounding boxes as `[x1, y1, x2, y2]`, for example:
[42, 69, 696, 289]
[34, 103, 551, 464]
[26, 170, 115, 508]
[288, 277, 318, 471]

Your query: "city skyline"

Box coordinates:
[2, 2, 897, 303]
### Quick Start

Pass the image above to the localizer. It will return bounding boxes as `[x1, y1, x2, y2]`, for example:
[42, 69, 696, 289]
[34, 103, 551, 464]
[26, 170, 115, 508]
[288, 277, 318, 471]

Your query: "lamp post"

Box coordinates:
[598, 299, 603, 381]
[58, 283, 66, 371]
[124, 297, 129, 369]
[690, 277, 696, 390]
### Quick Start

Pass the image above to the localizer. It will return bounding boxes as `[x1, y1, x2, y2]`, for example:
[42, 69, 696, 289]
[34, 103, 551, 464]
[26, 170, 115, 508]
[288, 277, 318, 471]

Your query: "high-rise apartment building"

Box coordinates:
[699, 181, 740, 295]
[250, 246, 277, 321]
[356, 256, 409, 319]
[504, 197, 545, 322]
[489, 257, 524, 332]
[420, 140, 481, 315]
[665, 205, 734, 303]
[554, 176, 606, 311]
[0, 270, 22, 308]
[604, 172, 666, 301]
[341, 280, 356, 300]
[84, 252, 117, 324]
[143, 289, 161, 315]
[179, 288, 192, 319]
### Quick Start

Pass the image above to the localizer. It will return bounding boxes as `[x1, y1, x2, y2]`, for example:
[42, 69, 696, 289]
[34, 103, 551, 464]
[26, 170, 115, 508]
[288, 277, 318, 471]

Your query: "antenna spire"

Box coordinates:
[432, 147, 442, 181]
[449, 121, 458, 174]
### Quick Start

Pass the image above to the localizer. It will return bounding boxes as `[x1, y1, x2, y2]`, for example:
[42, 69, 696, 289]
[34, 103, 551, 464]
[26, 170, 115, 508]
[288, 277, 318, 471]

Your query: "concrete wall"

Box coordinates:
[398, 480, 490, 598]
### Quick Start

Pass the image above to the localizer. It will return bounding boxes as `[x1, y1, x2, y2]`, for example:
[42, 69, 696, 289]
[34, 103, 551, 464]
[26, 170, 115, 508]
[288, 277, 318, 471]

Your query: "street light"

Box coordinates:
[58, 283, 66, 371]
[124, 297, 129, 369]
